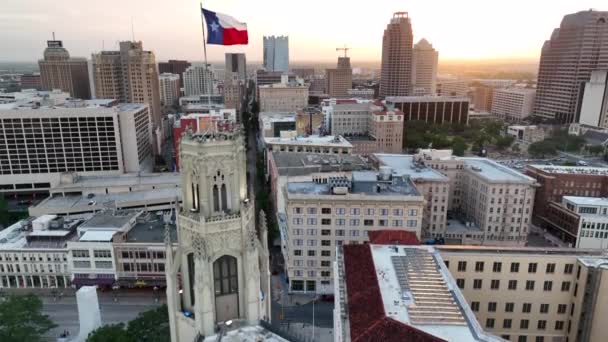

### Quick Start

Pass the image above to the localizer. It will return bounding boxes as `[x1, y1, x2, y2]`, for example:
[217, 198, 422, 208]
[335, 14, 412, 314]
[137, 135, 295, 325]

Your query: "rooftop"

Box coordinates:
[385, 96, 469, 103]
[341, 244, 501, 342]
[332, 103, 372, 111]
[374, 154, 448, 182]
[463, 158, 536, 184]
[122, 211, 177, 243]
[264, 135, 353, 148]
[562, 196, 608, 207]
[79, 210, 141, 231]
[527, 164, 608, 176]
[287, 172, 420, 197]
[271, 152, 372, 177]
[52, 173, 180, 192]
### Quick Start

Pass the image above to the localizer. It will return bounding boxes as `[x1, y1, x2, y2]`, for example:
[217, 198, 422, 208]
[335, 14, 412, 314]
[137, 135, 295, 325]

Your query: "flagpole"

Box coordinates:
[200, 2, 211, 107]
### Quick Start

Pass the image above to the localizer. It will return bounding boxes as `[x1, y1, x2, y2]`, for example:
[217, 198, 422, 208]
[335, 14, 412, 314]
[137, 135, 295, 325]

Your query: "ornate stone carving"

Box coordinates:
[206, 229, 241, 256]
[192, 235, 207, 260]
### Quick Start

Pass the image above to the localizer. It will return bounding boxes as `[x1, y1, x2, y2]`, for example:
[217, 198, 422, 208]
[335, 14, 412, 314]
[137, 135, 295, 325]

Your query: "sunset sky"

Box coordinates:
[1, 0, 606, 63]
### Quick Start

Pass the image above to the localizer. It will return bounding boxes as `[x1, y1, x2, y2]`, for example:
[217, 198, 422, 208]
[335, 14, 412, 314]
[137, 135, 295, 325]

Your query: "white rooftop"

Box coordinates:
[374, 154, 449, 182]
[528, 164, 608, 176]
[264, 135, 352, 148]
[369, 244, 501, 342]
[563, 196, 608, 207]
[202, 325, 289, 342]
[79, 230, 116, 242]
[53, 173, 180, 191]
[463, 158, 536, 183]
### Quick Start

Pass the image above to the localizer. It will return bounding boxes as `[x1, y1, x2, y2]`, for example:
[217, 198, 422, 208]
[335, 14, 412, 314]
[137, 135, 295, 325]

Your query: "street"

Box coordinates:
[40, 290, 162, 341]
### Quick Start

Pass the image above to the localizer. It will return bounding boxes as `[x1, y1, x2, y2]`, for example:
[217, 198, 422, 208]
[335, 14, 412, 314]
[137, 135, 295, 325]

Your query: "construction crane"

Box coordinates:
[336, 45, 350, 57]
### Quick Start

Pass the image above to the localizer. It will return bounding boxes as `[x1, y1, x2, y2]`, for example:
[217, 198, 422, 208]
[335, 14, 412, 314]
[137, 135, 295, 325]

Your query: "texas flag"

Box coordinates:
[202, 8, 248, 46]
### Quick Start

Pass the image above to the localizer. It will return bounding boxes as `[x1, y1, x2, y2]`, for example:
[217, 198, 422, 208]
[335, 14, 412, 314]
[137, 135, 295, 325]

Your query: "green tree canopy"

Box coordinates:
[0, 294, 57, 342]
[87, 323, 134, 342]
[451, 136, 468, 156]
[126, 305, 170, 342]
[586, 145, 605, 156]
[495, 135, 515, 151]
[528, 140, 558, 158]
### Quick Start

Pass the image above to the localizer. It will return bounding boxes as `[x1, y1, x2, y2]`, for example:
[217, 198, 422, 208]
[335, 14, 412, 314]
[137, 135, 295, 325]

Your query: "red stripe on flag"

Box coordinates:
[223, 28, 248, 45]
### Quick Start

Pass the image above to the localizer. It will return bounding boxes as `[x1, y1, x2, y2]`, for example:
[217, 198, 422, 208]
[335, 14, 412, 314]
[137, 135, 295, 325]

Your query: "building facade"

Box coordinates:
[534, 10, 608, 123]
[258, 83, 308, 112]
[263, 36, 289, 72]
[159, 73, 180, 107]
[91, 41, 162, 145]
[474, 85, 495, 113]
[436, 79, 469, 97]
[158, 60, 191, 89]
[380, 12, 413, 97]
[578, 70, 608, 128]
[411, 39, 438, 96]
[330, 103, 372, 136]
[183, 65, 214, 97]
[165, 127, 270, 340]
[325, 57, 352, 97]
[38, 40, 91, 100]
[370, 108, 404, 153]
[491, 88, 536, 123]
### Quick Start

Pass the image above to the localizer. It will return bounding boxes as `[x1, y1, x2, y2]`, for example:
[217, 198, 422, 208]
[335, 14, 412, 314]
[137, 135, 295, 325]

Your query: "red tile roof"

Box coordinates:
[343, 244, 444, 342]
[368, 230, 420, 245]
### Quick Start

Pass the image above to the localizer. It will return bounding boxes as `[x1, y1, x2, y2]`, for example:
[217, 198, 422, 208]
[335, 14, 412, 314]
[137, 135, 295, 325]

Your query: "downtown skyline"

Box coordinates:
[1, 0, 607, 63]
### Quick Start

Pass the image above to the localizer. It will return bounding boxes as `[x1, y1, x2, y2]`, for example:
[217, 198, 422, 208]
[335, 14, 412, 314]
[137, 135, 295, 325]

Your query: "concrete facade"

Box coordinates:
[380, 12, 413, 97]
[491, 88, 536, 123]
[258, 83, 308, 112]
[578, 70, 608, 128]
[39, 40, 91, 100]
[411, 39, 438, 96]
[325, 57, 352, 97]
[159, 73, 180, 107]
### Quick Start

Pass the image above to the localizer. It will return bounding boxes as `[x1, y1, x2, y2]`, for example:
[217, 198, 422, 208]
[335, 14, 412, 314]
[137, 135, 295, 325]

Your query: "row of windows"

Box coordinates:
[468, 278, 573, 292]
[471, 301, 569, 315]
[451, 260, 573, 275]
[484, 317, 565, 331]
[0, 253, 66, 262]
[292, 218, 418, 227]
[293, 207, 419, 216]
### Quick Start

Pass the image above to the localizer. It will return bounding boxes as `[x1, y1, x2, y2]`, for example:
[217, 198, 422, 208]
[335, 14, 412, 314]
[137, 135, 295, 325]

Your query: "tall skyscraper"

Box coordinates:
[534, 10, 608, 123]
[263, 36, 289, 72]
[159, 73, 180, 107]
[326, 56, 353, 97]
[39, 40, 91, 99]
[224, 53, 247, 117]
[411, 38, 438, 96]
[158, 59, 191, 89]
[380, 12, 413, 97]
[92, 41, 162, 146]
[224, 53, 247, 82]
[182, 65, 214, 96]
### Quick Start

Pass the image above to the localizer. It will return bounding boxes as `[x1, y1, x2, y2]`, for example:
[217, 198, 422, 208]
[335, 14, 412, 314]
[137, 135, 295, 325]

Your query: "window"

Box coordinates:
[510, 262, 520, 273]
[291, 280, 304, 291]
[522, 303, 532, 313]
[293, 218, 303, 225]
[307, 240, 317, 246]
[363, 219, 374, 226]
[307, 260, 316, 267]
[520, 319, 529, 329]
[564, 263, 574, 274]
[491, 279, 500, 290]
[406, 219, 417, 227]
[321, 240, 331, 246]
[321, 229, 331, 236]
[540, 304, 549, 313]
[537, 320, 546, 330]
[555, 321, 564, 330]
[486, 318, 495, 329]
[505, 302, 514, 312]
[365, 208, 374, 215]
[493, 262, 502, 272]
[349, 219, 360, 226]
[321, 208, 331, 214]
[457, 261, 467, 272]
[471, 301, 480, 312]
[336, 219, 345, 226]
[307, 218, 317, 225]
[294, 250, 302, 256]
[307, 229, 317, 235]
[72, 250, 90, 258]
[508, 280, 517, 290]
[488, 302, 497, 312]
[525, 280, 535, 290]
[528, 262, 537, 273]
[321, 271, 330, 277]
[73, 260, 91, 268]
[503, 319, 512, 329]
[350, 208, 360, 215]
[393, 208, 403, 216]
[321, 250, 331, 257]
[378, 219, 388, 227]
[336, 229, 345, 236]
[95, 261, 113, 269]
[456, 278, 465, 289]
[543, 281, 553, 291]
[546, 263, 555, 274]
[93, 250, 111, 258]
[561, 281, 571, 292]
[475, 261, 484, 272]
[392, 220, 403, 227]
[308, 250, 316, 257]
[336, 208, 346, 215]
[408, 209, 418, 216]
[473, 279, 483, 289]
[307, 207, 317, 215]
[321, 261, 330, 267]
[293, 207, 302, 214]
[380, 208, 389, 216]
[518, 336, 527, 342]
[321, 218, 331, 225]
[214, 256, 238, 296]
[557, 304, 567, 314]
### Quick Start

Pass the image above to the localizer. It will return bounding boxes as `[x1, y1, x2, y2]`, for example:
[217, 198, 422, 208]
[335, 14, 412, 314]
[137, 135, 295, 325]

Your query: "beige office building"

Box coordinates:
[326, 57, 352, 97]
[330, 103, 372, 136]
[411, 38, 438, 96]
[441, 246, 608, 342]
[38, 40, 91, 100]
[380, 12, 414, 97]
[258, 83, 308, 112]
[281, 171, 424, 292]
[159, 73, 180, 107]
[92, 41, 162, 148]
[492, 88, 536, 123]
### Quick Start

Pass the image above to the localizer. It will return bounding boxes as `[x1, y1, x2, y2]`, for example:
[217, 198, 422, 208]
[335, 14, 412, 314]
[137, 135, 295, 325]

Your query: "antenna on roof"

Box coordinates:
[52, 31, 56, 40]
[131, 16, 135, 41]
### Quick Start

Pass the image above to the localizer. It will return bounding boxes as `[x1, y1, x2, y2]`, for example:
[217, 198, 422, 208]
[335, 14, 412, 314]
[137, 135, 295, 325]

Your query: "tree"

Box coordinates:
[495, 135, 515, 151]
[0, 294, 57, 342]
[586, 145, 605, 156]
[126, 305, 170, 342]
[451, 136, 467, 156]
[87, 324, 133, 342]
[512, 144, 521, 153]
[528, 140, 557, 158]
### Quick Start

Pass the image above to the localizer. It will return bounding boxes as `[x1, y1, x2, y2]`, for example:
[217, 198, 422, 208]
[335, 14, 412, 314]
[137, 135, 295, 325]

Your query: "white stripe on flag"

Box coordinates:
[216, 12, 247, 31]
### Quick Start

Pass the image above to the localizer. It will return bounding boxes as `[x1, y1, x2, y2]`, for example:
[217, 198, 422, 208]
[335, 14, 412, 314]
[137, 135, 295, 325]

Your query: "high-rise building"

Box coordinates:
[411, 38, 438, 96]
[473, 85, 495, 112]
[263, 35, 289, 72]
[158, 59, 191, 89]
[92, 41, 162, 145]
[386, 96, 470, 126]
[491, 88, 536, 123]
[165, 126, 271, 338]
[20, 73, 42, 90]
[38, 40, 91, 99]
[223, 53, 247, 116]
[182, 65, 214, 96]
[325, 57, 352, 97]
[380, 12, 413, 97]
[258, 83, 308, 112]
[370, 108, 404, 153]
[578, 70, 608, 127]
[534, 10, 608, 123]
[224, 53, 246, 82]
[158, 73, 180, 107]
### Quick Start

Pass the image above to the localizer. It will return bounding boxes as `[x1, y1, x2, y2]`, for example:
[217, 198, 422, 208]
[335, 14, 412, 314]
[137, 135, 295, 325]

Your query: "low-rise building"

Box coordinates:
[370, 108, 404, 153]
[491, 88, 536, 123]
[258, 112, 296, 138]
[346, 88, 374, 99]
[282, 171, 425, 292]
[436, 79, 469, 97]
[264, 134, 353, 155]
[506, 125, 546, 144]
[386, 96, 470, 127]
[258, 82, 309, 112]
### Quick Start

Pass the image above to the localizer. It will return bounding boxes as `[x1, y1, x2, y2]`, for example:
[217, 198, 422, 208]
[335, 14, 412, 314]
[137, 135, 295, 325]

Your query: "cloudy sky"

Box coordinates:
[1, 0, 606, 63]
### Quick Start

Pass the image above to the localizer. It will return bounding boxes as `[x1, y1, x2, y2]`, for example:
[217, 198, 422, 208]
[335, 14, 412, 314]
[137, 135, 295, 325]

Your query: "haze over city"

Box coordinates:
[2, 0, 606, 62]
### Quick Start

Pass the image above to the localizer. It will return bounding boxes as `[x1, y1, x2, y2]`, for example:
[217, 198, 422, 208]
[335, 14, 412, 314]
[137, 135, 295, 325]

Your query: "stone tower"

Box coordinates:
[165, 126, 271, 341]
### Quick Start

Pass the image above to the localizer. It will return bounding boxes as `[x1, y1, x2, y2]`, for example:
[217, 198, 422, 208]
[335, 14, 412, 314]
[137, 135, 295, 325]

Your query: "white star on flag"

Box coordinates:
[210, 21, 219, 32]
